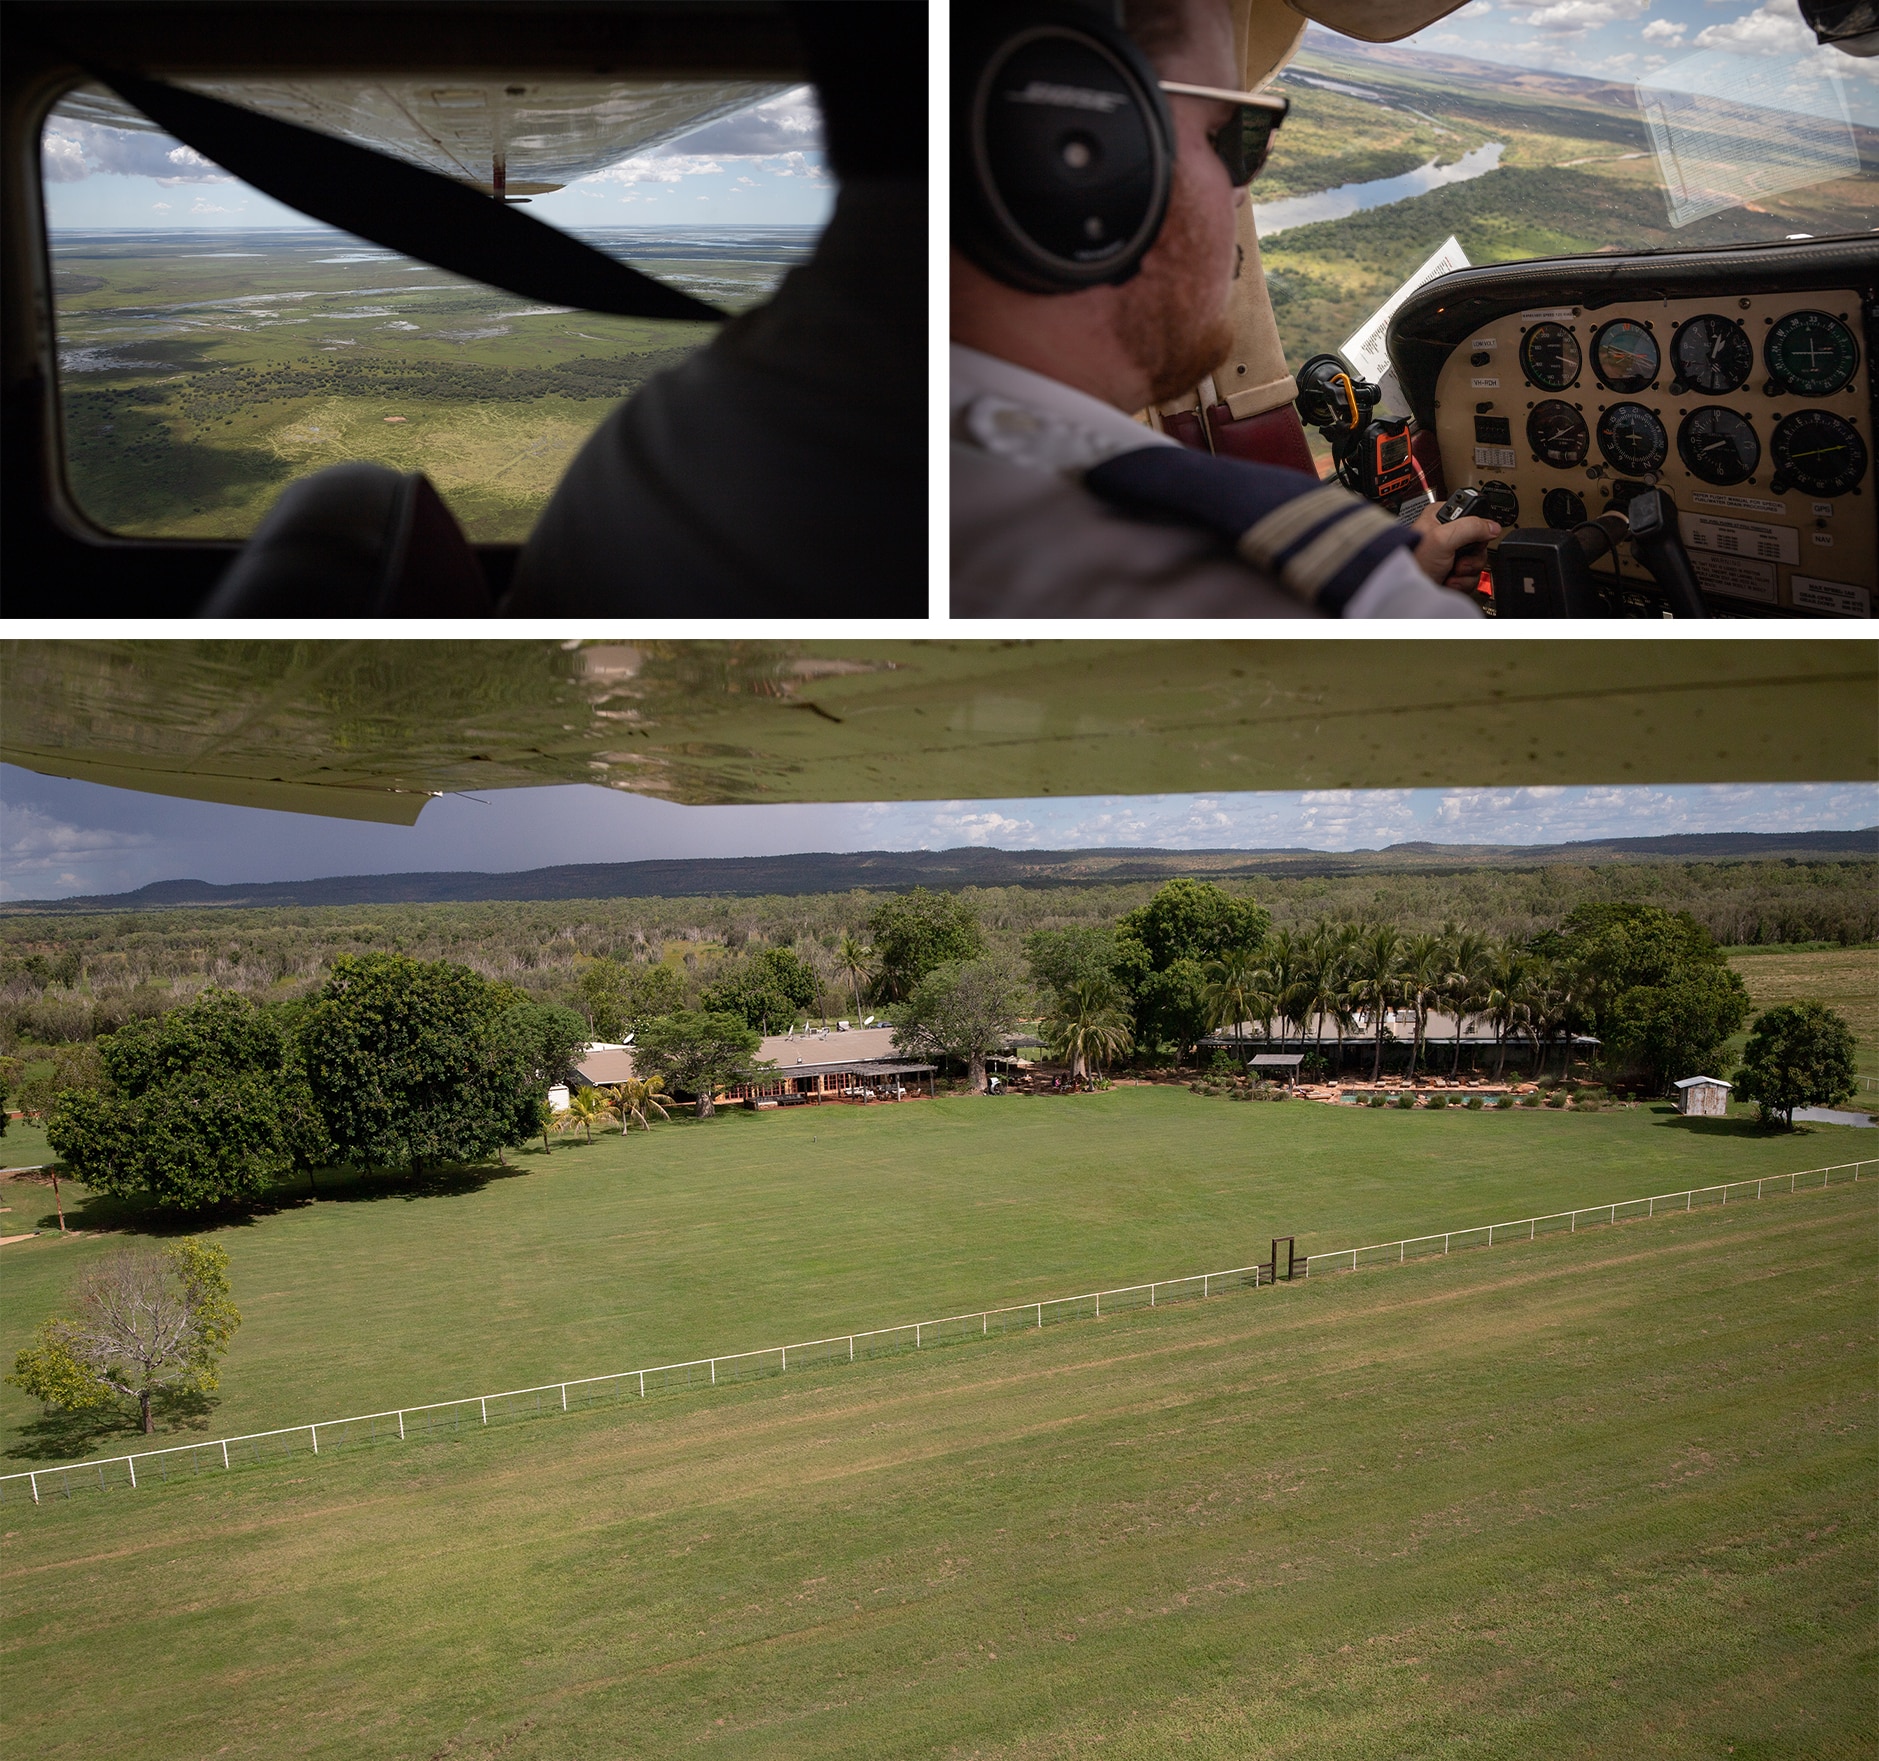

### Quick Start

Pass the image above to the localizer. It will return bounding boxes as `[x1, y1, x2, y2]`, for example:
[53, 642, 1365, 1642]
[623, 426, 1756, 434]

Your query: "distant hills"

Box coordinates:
[7, 831, 1874, 915]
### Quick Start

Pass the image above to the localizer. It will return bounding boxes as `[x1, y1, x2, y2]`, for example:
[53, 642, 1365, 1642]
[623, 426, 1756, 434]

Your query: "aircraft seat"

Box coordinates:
[199, 463, 492, 617]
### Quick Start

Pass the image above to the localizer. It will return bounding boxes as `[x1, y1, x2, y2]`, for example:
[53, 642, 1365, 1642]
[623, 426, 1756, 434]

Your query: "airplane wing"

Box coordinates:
[52, 75, 793, 198]
[2, 640, 1872, 825]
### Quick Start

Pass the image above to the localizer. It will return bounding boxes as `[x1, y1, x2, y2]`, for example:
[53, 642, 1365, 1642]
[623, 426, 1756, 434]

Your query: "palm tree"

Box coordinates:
[608, 1076, 672, 1132]
[1349, 923, 1404, 1083]
[536, 1098, 556, 1155]
[1202, 947, 1263, 1067]
[836, 933, 872, 1018]
[1044, 979, 1134, 1082]
[1400, 933, 1443, 1082]
[1441, 926, 1491, 1077]
[1262, 927, 1305, 1050]
[564, 1087, 608, 1144]
[1481, 942, 1532, 1081]
[1299, 922, 1354, 1082]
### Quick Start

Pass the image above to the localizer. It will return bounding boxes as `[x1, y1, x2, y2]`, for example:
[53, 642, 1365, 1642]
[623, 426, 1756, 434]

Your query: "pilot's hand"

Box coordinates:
[1410, 504, 1500, 589]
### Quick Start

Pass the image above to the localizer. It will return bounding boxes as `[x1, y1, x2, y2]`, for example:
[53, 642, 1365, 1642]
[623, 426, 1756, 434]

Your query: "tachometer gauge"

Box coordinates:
[1764, 311, 1858, 397]
[1542, 487, 1587, 529]
[1527, 399, 1589, 468]
[1769, 408, 1868, 497]
[1592, 319, 1659, 392]
[1519, 322, 1581, 390]
[1596, 402, 1668, 473]
[1677, 407, 1759, 485]
[1670, 315, 1752, 395]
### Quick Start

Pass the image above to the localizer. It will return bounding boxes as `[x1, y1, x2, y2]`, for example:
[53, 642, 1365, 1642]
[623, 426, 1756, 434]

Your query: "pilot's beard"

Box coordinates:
[1113, 176, 1235, 408]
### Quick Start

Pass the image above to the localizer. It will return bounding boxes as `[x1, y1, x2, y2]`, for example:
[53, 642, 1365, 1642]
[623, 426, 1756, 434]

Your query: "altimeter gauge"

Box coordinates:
[1676, 407, 1759, 485]
[1769, 409, 1867, 497]
[1596, 402, 1668, 474]
[1592, 319, 1659, 393]
[1527, 399, 1589, 468]
[1520, 322, 1581, 390]
[1670, 315, 1752, 396]
[1764, 311, 1858, 397]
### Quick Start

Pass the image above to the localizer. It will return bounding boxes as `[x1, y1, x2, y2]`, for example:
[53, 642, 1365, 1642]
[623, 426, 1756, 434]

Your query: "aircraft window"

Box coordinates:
[1257, 13, 1877, 376]
[40, 80, 829, 542]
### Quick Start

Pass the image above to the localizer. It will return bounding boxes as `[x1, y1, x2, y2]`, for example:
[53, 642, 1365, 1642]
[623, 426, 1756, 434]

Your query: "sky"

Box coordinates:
[1400, 0, 1879, 119]
[2, 767, 1874, 902]
[39, 85, 833, 231]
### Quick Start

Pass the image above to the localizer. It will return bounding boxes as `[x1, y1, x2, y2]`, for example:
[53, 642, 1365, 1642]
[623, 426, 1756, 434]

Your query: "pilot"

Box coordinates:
[500, 2, 925, 617]
[952, 0, 1497, 617]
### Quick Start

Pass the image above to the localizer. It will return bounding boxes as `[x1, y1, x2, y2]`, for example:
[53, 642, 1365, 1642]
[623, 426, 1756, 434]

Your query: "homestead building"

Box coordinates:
[560, 1026, 934, 1108]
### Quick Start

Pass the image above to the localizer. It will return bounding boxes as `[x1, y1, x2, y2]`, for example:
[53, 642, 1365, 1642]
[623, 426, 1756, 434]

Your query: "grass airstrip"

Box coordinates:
[0, 1088, 1873, 1757]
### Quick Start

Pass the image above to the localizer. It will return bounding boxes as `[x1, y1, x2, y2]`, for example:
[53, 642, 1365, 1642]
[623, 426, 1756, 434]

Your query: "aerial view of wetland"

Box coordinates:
[49, 226, 814, 541]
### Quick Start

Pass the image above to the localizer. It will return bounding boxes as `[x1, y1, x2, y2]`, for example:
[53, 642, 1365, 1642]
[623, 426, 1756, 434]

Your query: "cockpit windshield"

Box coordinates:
[1258, 2, 1877, 373]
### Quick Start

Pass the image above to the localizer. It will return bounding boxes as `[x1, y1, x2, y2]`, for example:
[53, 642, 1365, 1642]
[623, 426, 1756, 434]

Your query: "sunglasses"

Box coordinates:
[1157, 82, 1289, 187]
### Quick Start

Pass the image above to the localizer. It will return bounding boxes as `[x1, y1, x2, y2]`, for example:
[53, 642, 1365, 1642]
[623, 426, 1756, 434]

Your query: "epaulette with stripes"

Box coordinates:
[1084, 447, 1418, 614]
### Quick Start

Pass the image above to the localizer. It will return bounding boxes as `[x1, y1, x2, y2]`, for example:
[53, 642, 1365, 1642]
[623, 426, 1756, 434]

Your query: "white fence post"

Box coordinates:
[710, 1360, 716, 1386]
[1036, 1303, 1042, 1327]
[29, 1472, 37, 1504]
[639, 1370, 646, 1397]
[127, 1457, 136, 1488]
[1095, 1292, 1101, 1319]
[560, 1385, 567, 1412]
[310, 1425, 318, 1454]
[849, 1337, 855, 1361]
[396, 1411, 405, 1440]
[222, 1440, 231, 1469]
[781, 1346, 788, 1370]
[479, 1398, 487, 1425]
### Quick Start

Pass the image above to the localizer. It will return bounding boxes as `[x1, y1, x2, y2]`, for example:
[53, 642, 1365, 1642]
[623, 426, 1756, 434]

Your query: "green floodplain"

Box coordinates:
[0, 1089, 1873, 1758]
[47, 228, 806, 541]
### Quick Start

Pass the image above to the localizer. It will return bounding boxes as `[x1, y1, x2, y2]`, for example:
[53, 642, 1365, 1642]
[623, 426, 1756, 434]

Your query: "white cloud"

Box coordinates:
[1642, 18, 1687, 41]
[151, 200, 171, 211]
[39, 114, 236, 183]
[577, 87, 830, 192]
[1694, 0, 1817, 54]
[1499, 0, 1653, 37]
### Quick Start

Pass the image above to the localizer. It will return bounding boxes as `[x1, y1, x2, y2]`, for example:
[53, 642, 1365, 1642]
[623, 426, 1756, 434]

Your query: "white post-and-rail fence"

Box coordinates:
[6, 1157, 1871, 1508]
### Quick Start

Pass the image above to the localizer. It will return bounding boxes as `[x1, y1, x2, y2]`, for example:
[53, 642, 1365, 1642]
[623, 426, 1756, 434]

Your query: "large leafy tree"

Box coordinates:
[1112, 881, 1270, 1061]
[868, 889, 985, 1002]
[1733, 1002, 1858, 1127]
[703, 947, 820, 1034]
[7, 1239, 239, 1434]
[894, 958, 1025, 1093]
[302, 954, 582, 1174]
[47, 990, 326, 1209]
[577, 957, 684, 1041]
[634, 1010, 763, 1117]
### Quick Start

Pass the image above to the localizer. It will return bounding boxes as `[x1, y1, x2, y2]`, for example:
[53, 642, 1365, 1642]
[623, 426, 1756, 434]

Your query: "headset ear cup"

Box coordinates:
[954, 3, 1174, 295]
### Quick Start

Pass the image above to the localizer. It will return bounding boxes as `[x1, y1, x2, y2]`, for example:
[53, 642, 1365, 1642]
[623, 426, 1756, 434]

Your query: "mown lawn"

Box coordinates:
[1, 1179, 1870, 1760]
[1, 1087, 1868, 1465]
[1728, 946, 1879, 1075]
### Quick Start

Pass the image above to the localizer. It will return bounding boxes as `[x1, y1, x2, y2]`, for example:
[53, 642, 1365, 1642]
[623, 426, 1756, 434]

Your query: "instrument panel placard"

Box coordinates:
[1433, 289, 1874, 615]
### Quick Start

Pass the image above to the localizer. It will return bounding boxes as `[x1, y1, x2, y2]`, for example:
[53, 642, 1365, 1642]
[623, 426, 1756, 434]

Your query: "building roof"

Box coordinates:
[1674, 1076, 1733, 1089]
[752, 1024, 931, 1080]
[1251, 1054, 1304, 1067]
[573, 1045, 636, 1085]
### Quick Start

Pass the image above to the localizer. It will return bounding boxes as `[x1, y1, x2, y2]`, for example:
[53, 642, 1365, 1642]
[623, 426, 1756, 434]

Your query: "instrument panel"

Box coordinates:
[1432, 289, 1875, 616]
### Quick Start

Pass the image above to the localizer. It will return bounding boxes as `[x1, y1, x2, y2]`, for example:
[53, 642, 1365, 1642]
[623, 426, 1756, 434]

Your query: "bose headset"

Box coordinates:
[954, 1, 1177, 293]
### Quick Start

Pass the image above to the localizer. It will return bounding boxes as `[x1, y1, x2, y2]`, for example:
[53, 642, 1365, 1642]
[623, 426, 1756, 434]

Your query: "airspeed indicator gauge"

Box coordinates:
[1519, 322, 1580, 390]
[1769, 409, 1867, 497]
[1765, 311, 1857, 397]
[1596, 402, 1668, 473]
[1527, 399, 1588, 468]
[1592, 319, 1659, 392]
[1670, 314, 1752, 395]
[1677, 408, 1759, 485]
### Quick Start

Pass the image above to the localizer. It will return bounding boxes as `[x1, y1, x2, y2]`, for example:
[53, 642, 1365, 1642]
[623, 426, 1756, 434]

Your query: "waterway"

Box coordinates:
[1253, 141, 1504, 237]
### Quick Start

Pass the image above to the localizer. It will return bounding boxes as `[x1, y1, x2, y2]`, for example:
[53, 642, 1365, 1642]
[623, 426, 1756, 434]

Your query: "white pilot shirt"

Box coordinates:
[951, 343, 1481, 619]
